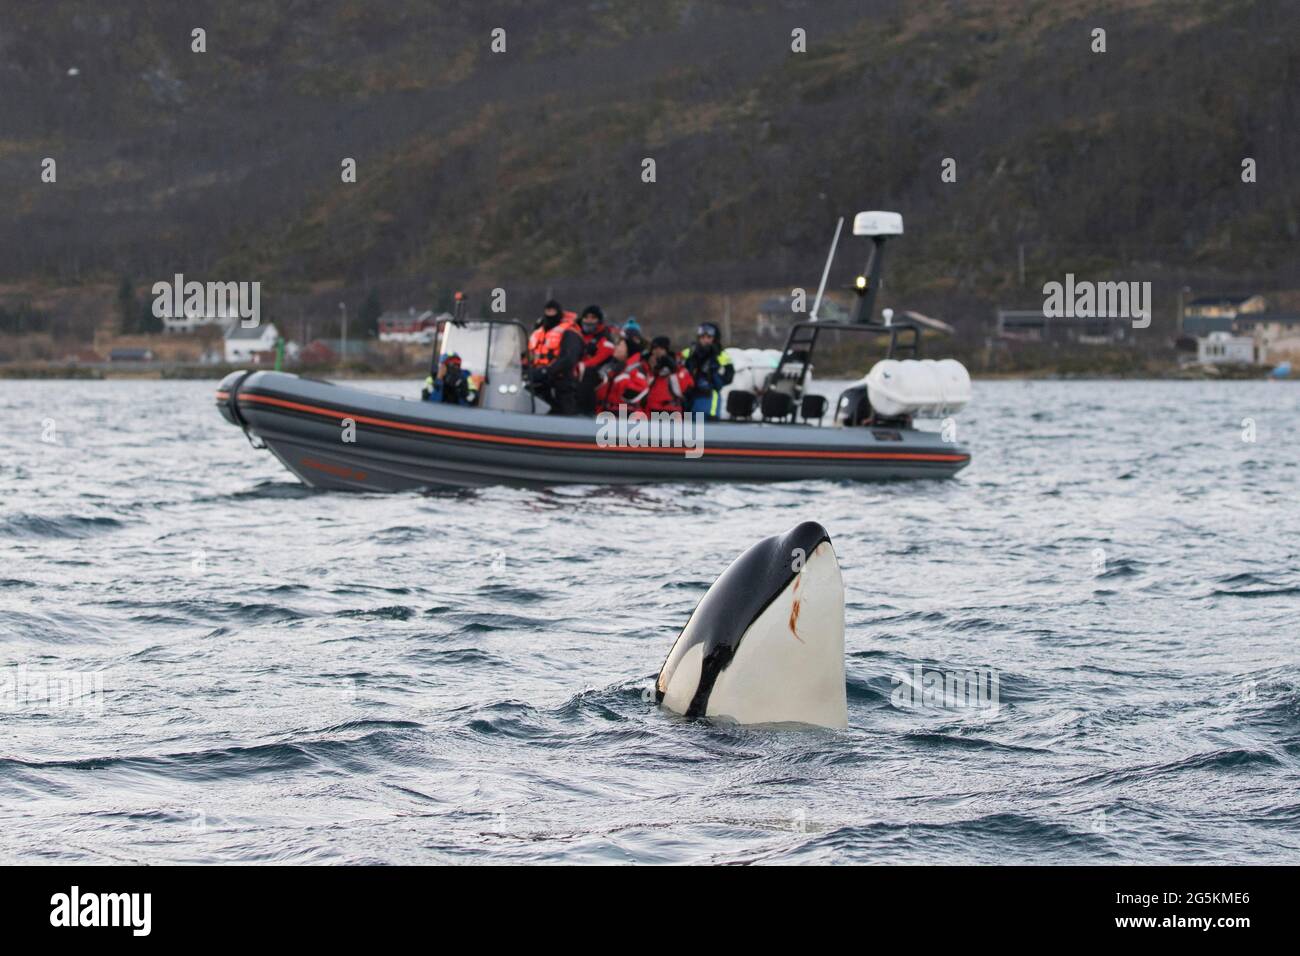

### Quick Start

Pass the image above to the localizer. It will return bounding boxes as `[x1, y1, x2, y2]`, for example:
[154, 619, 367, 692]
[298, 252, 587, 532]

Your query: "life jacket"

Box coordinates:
[533, 312, 579, 368]
[596, 354, 650, 414]
[527, 326, 548, 362]
[645, 363, 694, 413]
[580, 324, 618, 374]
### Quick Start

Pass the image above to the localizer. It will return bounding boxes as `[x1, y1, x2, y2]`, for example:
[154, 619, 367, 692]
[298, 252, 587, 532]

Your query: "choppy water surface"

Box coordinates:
[1, 378, 1298, 864]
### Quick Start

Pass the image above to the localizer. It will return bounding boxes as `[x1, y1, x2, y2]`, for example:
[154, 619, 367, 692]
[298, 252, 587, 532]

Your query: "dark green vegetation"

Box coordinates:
[2, 0, 1296, 343]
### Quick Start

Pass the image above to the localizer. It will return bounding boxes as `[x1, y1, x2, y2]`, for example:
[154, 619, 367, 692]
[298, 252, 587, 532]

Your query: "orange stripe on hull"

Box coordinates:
[235, 391, 969, 463]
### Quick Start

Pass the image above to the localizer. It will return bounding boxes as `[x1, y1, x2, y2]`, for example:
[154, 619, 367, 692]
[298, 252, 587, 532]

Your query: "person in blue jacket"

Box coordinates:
[680, 322, 734, 419]
[423, 353, 478, 405]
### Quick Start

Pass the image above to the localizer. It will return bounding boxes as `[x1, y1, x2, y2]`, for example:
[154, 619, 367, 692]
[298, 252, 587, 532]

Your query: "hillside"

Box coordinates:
[1, 0, 1297, 338]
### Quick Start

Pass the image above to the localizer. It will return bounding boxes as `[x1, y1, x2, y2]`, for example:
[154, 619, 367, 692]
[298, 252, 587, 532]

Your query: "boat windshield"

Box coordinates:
[436, 319, 533, 412]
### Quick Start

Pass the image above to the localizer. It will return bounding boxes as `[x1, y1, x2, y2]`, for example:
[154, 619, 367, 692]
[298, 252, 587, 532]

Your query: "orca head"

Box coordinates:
[655, 521, 847, 729]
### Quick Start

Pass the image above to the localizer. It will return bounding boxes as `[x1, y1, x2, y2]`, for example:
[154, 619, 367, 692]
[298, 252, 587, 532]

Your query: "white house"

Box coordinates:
[225, 322, 279, 364]
[1196, 331, 1255, 365]
[164, 302, 241, 335]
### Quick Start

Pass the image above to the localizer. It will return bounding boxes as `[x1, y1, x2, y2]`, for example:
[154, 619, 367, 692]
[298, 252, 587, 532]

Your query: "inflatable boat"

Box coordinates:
[215, 210, 973, 491]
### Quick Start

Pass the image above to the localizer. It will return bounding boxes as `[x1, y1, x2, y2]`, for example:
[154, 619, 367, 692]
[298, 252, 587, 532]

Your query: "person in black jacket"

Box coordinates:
[544, 313, 585, 416]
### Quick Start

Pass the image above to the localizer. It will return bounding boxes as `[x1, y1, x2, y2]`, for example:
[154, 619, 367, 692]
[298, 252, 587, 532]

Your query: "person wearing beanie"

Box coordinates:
[529, 298, 583, 414]
[576, 304, 618, 415]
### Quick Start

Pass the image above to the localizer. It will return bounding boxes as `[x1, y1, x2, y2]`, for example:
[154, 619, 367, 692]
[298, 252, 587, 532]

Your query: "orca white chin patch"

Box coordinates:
[656, 522, 847, 729]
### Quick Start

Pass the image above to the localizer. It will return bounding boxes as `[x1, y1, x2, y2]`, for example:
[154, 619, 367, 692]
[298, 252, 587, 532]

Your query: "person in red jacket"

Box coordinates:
[595, 337, 650, 415]
[644, 336, 694, 414]
[576, 305, 618, 415]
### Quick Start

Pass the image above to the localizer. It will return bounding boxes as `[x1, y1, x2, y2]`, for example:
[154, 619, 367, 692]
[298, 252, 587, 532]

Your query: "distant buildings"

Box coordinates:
[1233, 312, 1300, 364]
[224, 322, 280, 364]
[1196, 331, 1256, 365]
[1180, 294, 1267, 336]
[1179, 294, 1299, 366]
[995, 309, 1127, 345]
[378, 308, 441, 344]
[163, 303, 242, 335]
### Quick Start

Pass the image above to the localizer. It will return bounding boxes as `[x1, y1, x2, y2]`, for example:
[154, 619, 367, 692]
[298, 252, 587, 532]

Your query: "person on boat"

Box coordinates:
[424, 353, 478, 405]
[644, 336, 694, 414]
[680, 322, 734, 420]
[530, 305, 584, 415]
[595, 337, 650, 414]
[621, 317, 645, 360]
[576, 305, 619, 415]
[528, 300, 563, 367]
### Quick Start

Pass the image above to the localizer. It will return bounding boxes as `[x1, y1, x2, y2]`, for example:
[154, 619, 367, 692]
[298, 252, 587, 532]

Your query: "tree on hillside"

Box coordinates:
[137, 298, 163, 334]
[117, 277, 136, 334]
[358, 288, 382, 338]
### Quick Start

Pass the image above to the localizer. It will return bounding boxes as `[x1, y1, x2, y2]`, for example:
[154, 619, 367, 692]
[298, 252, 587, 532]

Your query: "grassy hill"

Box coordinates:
[1, 0, 1297, 340]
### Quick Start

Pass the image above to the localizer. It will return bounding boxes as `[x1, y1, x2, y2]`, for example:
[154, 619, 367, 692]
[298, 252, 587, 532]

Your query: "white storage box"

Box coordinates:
[864, 359, 971, 418]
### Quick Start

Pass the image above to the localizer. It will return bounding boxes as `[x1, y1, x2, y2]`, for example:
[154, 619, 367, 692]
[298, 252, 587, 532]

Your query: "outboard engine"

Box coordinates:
[832, 384, 874, 427]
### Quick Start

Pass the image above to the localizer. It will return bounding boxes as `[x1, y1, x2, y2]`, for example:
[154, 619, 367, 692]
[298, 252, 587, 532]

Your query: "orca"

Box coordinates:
[655, 521, 847, 729]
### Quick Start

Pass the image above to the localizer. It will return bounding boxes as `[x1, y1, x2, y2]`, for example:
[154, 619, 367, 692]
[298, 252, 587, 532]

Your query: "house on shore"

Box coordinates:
[163, 302, 243, 335]
[1196, 331, 1256, 365]
[1232, 311, 1300, 364]
[1181, 294, 1267, 336]
[378, 308, 441, 344]
[224, 322, 280, 364]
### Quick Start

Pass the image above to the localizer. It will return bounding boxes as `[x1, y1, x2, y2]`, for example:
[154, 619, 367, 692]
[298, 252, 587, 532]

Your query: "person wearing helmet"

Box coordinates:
[680, 321, 734, 419]
[424, 353, 478, 405]
[576, 305, 618, 415]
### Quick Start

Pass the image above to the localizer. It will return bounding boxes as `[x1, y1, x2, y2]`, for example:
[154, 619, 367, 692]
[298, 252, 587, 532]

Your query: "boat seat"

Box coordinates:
[760, 391, 795, 422]
[800, 394, 828, 424]
[726, 390, 756, 420]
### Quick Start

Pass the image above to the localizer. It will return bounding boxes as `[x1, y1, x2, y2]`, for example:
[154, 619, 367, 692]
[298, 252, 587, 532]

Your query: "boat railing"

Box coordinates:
[770, 319, 922, 402]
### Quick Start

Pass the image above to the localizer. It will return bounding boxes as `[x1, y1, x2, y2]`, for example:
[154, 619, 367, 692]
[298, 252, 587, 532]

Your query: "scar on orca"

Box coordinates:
[789, 575, 804, 642]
